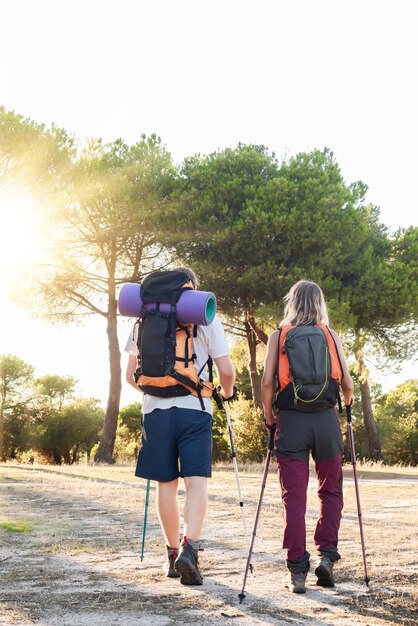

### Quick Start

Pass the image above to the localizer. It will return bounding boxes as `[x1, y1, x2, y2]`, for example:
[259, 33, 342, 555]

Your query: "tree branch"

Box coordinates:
[248, 316, 269, 345]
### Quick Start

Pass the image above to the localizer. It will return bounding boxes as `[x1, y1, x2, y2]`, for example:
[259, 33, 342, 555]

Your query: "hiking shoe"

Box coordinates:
[174, 539, 203, 585]
[283, 571, 307, 594]
[315, 556, 335, 587]
[163, 549, 181, 578]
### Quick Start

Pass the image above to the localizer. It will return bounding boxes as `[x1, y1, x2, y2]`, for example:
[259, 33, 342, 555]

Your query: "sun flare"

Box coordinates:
[0, 188, 43, 287]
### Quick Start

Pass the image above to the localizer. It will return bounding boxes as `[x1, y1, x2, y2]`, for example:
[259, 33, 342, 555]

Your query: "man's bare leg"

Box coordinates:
[183, 476, 207, 540]
[156, 479, 180, 548]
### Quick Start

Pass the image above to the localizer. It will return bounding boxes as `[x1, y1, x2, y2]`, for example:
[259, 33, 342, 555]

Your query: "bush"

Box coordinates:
[375, 379, 418, 465]
[112, 403, 143, 461]
[228, 395, 267, 463]
[33, 398, 104, 464]
[212, 405, 229, 462]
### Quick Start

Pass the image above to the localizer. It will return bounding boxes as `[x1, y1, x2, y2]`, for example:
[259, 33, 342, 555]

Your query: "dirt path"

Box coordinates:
[0, 464, 417, 626]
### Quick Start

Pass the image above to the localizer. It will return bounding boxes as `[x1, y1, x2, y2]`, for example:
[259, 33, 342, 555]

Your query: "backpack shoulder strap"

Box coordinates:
[277, 325, 293, 390]
[275, 327, 282, 391]
[317, 324, 343, 383]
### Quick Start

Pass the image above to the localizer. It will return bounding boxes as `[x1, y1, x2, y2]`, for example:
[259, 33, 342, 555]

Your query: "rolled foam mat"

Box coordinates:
[118, 283, 216, 325]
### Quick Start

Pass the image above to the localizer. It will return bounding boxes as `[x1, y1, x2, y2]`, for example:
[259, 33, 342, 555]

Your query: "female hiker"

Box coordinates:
[261, 280, 354, 594]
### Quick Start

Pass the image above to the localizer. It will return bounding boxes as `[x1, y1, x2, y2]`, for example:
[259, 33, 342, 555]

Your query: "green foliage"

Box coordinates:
[234, 366, 253, 401]
[228, 395, 267, 463]
[212, 405, 229, 462]
[352, 225, 418, 336]
[163, 146, 370, 316]
[230, 340, 263, 400]
[337, 367, 382, 461]
[118, 403, 143, 435]
[375, 380, 418, 465]
[113, 423, 139, 461]
[160, 144, 281, 313]
[0, 105, 74, 194]
[0, 354, 34, 460]
[34, 374, 76, 410]
[0, 354, 34, 397]
[113, 403, 143, 461]
[33, 398, 104, 464]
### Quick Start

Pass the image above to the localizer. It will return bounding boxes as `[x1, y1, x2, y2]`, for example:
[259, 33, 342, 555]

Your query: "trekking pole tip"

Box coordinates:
[238, 593, 245, 604]
[364, 576, 371, 587]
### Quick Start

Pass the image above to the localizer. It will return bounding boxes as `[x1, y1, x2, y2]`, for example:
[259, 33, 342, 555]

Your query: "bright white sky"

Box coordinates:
[0, 0, 417, 406]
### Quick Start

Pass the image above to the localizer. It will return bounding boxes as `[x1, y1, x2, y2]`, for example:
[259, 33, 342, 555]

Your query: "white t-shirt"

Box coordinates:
[124, 316, 230, 415]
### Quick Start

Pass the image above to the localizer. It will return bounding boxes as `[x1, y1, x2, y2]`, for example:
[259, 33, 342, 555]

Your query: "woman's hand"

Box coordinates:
[263, 414, 276, 431]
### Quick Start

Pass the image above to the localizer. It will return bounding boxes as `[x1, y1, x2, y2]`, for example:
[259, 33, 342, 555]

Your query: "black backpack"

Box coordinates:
[133, 270, 216, 410]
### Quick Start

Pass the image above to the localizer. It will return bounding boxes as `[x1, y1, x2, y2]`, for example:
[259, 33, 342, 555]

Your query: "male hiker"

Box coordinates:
[125, 266, 235, 585]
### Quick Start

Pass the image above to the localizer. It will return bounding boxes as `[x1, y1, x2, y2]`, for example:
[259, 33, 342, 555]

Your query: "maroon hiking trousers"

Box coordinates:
[275, 408, 344, 571]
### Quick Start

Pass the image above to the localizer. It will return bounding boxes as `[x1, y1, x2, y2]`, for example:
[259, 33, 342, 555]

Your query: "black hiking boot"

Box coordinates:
[174, 538, 203, 585]
[315, 556, 335, 587]
[163, 547, 181, 578]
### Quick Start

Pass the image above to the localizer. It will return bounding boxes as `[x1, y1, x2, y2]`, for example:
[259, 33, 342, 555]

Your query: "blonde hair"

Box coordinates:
[281, 280, 329, 327]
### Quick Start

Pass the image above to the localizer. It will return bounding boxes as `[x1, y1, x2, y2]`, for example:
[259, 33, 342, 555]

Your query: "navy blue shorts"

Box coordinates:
[135, 407, 212, 482]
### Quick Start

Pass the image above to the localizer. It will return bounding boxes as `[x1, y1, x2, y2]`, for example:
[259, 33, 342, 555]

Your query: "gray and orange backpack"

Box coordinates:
[274, 324, 344, 412]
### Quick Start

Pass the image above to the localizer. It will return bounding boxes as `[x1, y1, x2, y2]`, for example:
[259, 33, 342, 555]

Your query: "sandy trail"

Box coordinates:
[0, 464, 417, 626]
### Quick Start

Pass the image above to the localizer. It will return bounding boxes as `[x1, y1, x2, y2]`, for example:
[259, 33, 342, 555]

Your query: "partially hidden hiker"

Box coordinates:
[125, 266, 235, 585]
[261, 280, 354, 594]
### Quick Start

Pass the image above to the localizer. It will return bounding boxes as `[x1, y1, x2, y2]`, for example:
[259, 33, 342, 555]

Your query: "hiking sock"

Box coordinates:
[184, 537, 200, 551]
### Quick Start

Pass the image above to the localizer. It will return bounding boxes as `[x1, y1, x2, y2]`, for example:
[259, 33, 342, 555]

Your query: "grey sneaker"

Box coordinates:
[164, 548, 181, 578]
[174, 539, 203, 585]
[315, 556, 335, 587]
[283, 571, 307, 594]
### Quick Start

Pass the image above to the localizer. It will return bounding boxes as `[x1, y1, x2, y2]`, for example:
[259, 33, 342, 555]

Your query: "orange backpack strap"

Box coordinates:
[316, 324, 343, 383]
[277, 325, 293, 391]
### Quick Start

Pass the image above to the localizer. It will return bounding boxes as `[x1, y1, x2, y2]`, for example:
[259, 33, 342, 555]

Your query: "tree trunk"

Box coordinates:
[53, 448, 62, 465]
[94, 272, 122, 463]
[354, 332, 382, 461]
[248, 316, 268, 345]
[244, 317, 262, 410]
[71, 443, 79, 464]
[0, 412, 4, 462]
[0, 389, 5, 461]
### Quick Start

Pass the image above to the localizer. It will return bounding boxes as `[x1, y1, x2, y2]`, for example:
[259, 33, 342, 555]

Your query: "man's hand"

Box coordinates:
[217, 385, 237, 402]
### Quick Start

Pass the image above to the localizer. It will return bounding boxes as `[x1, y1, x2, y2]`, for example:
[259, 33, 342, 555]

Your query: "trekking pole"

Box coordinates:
[224, 400, 252, 571]
[140, 479, 151, 562]
[346, 404, 370, 587]
[238, 426, 276, 603]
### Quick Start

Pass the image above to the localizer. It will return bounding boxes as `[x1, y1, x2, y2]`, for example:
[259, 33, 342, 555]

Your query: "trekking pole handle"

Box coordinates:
[345, 403, 352, 424]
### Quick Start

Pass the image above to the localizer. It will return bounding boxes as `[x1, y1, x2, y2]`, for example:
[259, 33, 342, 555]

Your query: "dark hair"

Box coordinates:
[175, 266, 198, 289]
